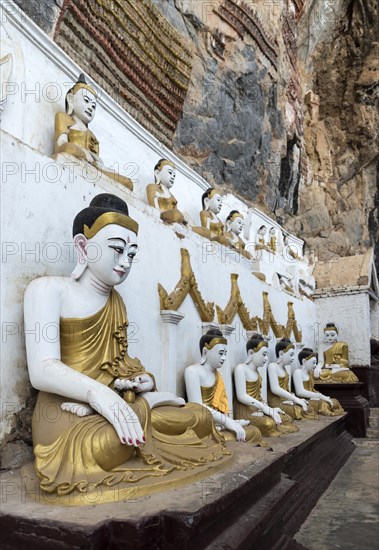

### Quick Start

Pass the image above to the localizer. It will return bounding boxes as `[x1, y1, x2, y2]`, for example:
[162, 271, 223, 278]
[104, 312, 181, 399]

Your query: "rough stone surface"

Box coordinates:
[295, 441, 379, 550]
[0, 440, 34, 470]
[13, 0, 61, 36]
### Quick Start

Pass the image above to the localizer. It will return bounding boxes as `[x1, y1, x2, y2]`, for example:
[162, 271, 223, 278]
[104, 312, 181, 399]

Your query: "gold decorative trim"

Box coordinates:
[158, 249, 215, 322]
[253, 340, 268, 352]
[259, 292, 285, 337]
[216, 274, 259, 331]
[83, 212, 139, 238]
[284, 302, 302, 342]
[204, 337, 227, 350]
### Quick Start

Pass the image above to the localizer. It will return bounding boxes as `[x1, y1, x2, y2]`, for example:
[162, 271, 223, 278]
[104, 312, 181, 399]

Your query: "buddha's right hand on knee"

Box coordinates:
[87, 388, 145, 447]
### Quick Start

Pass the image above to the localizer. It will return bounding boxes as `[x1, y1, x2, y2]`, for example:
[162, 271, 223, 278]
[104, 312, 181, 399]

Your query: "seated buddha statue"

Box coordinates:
[233, 334, 298, 436]
[192, 188, 229, 245]
[54, 74, 133, 190]
[283, 235, 302, 261]
[223, 210, 251, 259]
[314, 323, 359, 383]
[267, 339, 317, 420]
[23, 194, 231, 504]
[255, 225, 271, 252]
[185, 329, 265, 445]
[146, 159, 187, 225]
[292, 348, 344, 416]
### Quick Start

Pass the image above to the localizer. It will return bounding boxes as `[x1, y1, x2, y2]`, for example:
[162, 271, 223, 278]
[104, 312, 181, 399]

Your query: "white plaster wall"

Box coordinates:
[315, 293, 371, 366]
[0, 3, 317, 439]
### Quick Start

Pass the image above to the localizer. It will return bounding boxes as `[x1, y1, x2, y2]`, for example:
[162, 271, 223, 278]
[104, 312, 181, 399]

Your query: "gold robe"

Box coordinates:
[54, 112, 133, 190]
[200, 374, 265, 445]
[146, 184, 185, 224]
[318, 342, 359, 383]
[31, 290, 230, 503]
[192, 211, 229, 244]
[303, 373, 344, 416]
[267, 372, 317, 420]
[233, 375, 298, 436]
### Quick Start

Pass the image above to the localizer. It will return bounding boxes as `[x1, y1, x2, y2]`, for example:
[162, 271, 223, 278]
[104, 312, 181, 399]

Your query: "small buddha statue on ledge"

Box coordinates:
[255, 225, 271, 252]
[54, 74, 133, 190]
[23, 193, 231, 504]
[223, 210, 251, 259]
[314, 323, 359, 383]
[233, 334, 298, 436]
[146, 159, 187, 225]
[269, 227, 277, 253]
[192, 188, 229, 245]
[267, 339, 317, 420]
[185, 329, 265, 445]
[292, 348, 344, 416]
[283, 235, 302, 261]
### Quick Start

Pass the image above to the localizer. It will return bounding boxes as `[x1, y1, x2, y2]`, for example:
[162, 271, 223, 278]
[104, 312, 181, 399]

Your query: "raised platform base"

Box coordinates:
[0, 417, 354, 550]
[314, 382, 369, 437]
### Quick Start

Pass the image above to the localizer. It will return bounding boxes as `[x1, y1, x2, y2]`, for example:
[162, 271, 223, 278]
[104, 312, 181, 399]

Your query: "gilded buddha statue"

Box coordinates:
[54, 74, 133, 190]
[185, 329, 265, 445]
[314, 323, 359, 383]
[233, 334, 298, 436]
[192, 188, 229, 245]
[223, 210, 251, 259]
[292, 348, 344, 416]
[23, 194, 231, 504]
[267, 339, 317, 420]
[255, 225, 271, 252]
[146, 159, 186, 224]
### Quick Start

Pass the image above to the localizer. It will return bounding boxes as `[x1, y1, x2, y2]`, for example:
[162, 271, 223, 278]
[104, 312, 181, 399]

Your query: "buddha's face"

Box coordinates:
[250, 346, 268, 368]
[70, 88, 97, 125]
[207, 193, 222, 214]
[324, 330, 338, 343]
[157, 164, 176, 189]
[259, 226, 267, 236]
[229, 216, 243, 235]
[204, 343, 227, 370]
[280, 347, 295, 366]
[269, 228, 276, 236]
[85, 224, 138, 286]
[303, 357, 317, 372]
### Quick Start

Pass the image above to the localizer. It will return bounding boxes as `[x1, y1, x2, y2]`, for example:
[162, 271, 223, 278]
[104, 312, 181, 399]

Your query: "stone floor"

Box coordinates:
[295, 438, 379, 550]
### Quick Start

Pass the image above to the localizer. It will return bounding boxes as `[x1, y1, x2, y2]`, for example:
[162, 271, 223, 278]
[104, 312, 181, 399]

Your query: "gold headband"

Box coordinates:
[204, 337, 227, 350]
[208, 188, 222, 199]
[305, 352, 317, 361]
[70, 82, 98, 98]
[156, 160, 175, 170]
[83, 212, 139, 239]
[324, 325, 338, 333]
[228, 211, 242, 222]
[283, 343, 295, 353]
[253, 340, 268, 353]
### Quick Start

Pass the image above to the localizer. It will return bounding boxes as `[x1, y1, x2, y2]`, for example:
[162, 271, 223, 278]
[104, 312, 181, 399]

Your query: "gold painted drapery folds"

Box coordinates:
[31, 290, 231, 504]
[318, 342, 359, 383]
[303, 373, 344, 416]
[267, 372, 317, 420]
[233, 376, 298, 436]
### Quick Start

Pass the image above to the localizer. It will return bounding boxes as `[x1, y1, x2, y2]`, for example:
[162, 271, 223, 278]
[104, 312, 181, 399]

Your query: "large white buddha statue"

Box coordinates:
[233, 334, 298, 436]
[292, 348, 344, 416]
[54, 74, 133, 190]
[185, 329, 265, 444]
[24, 194, 231, 504]
[267, 339, 317, 420]
[314, 323, 359, 383]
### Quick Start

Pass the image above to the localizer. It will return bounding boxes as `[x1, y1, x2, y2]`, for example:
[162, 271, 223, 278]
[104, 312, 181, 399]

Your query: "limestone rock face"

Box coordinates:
[292, 0, 379, 264]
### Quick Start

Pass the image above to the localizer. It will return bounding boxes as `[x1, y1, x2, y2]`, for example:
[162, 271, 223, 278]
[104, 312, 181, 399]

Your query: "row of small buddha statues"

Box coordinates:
[23, 193, 357, 505]
[53, 75, 303, 264]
